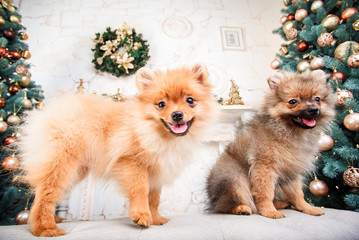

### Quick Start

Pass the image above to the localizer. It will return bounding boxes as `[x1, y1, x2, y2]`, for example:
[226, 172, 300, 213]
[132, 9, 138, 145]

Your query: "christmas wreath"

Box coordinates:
[92, 22, 150, 77]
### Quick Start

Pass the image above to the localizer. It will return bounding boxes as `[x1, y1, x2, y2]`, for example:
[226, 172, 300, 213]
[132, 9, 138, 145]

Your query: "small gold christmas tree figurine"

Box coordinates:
[223, 79, 244, 105]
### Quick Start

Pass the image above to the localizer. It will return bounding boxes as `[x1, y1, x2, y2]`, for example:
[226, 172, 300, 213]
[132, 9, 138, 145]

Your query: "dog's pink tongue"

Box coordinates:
[302, 118, 316, 127]
[171, 124, 188, 134]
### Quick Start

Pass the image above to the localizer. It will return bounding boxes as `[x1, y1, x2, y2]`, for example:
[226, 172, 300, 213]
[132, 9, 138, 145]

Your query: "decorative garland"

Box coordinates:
[92, 22, 150, 77]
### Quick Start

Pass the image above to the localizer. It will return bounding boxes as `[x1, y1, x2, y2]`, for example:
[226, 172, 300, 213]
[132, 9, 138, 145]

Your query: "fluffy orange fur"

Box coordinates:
[206, 70, 335, 219]
[19, 64, 218, 237]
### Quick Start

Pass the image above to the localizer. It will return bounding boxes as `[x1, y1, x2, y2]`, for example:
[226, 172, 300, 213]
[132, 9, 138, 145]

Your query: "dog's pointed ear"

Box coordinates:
[136, 67, 155, 91]
[267, 71, 284, 91]
[311, 69, 328, 84]
[192, 63, 209, 85]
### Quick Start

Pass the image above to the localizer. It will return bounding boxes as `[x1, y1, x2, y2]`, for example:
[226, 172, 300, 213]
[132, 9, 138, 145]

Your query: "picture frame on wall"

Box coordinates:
[220, 26, 245, 50]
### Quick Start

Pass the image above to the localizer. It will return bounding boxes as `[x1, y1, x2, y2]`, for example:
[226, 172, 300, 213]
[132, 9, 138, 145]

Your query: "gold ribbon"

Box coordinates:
[115, 52, 134, 74]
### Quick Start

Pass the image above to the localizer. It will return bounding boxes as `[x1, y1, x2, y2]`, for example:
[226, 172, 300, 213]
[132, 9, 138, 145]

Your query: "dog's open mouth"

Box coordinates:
[291, 116, 317, 129]
[161, 118, 194, 136]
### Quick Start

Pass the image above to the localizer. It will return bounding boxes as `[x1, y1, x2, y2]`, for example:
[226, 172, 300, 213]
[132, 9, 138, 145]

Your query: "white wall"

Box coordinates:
[17, 0, 283, 220]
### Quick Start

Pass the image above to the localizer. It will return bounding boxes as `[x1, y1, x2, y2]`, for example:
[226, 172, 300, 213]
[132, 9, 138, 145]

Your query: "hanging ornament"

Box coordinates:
[318, 134, 334, 151]
[0, 47, 9, 58]
[353, 20, 359, 31]
[20, 32, 28, 41]
[317, 33, 334, 47]
[15, 65, 29, 76]
[15, 210, 30, 225]
[7, 113, 21, 125]
[8, 84, 21, 95]
[343, 167, 359, 188]
[3, 29, 15, 40]
[0, 118, 7, 133]
[270, 59, 281, 70]
[296, 60, 310, 73]
[0, 97, 6, 108]
[21, 50, 31, 59]
[347, 53, 359, 68]
[2, 135, 16, 146]
[295, 9, 308, 21]
[282, 21, 294, 34]
[22, 91, 32, 109]
[9, 15, 20, 24]
[283, 0, 290, 7]
[334, 41, 359, 63]
[280, 46, 288, 55]
[311, 0, 323, 12]
[321, 14, 340, 32]
[335, 89, 353, 106]
[342, 7, 358, 21]
[1, 155, 19, 171]
[310, 57, 324, 69]
[286, 13, 295, 21]
[280, 15, 288, 25]
[10, 50, 21, 60]
[0, 16, 5, 25]
[18, 75, 31, 87]
[297, 41, 309, 52]
[285, 28, 297, 40]
[309, 178, 328, 197]
[344, 111, 359, 131]
[329, 70, 346, 83]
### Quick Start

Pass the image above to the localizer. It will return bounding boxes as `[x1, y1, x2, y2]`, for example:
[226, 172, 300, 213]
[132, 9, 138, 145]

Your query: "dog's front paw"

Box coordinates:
[31, 226, 67, 237]
[232, 204, 252, 215]
[260, 210, 286, 219]
[131, 211, 152, 227]
[300, 206, 324, 216]
[152, 216, 169, 225]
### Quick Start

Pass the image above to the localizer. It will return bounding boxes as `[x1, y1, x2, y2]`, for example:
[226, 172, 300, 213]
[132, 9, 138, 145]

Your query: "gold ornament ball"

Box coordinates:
[280, 46, 288, 55]
[310, 57, 324, 69]
[22, 98, 32, 109]
[21, 32, 28, 40]
[309, 179, 328, 197]
[0, 120, 7, 133]
[1, 156, 19, 171]
[285, 28, 298, 40]
[18, 75, 31, 87]
[270, 59, 281, 70]
[353, 20, 359, 31]
[321, 14, 340, 32]
[15, 65, 28, 76]
[334, 41, 359, 63]
[0, 16, 5, 25]
[335, 90, 353, 106]
[9, 15, 20, 24]
[295, 9, 308, 21]
[280, 15, 288, 25]
[296, 60, 310, 73]
[344, 112, 359, 131]
[347, 53, 359, 68]
[7, 114, 21, 125]
[342, 7, 358, 21]
[21, 50, 31, 59]
[282, 21, 294, 34]
[15, 210, 30, 225]
[318, 134, 334, 151]
[311, 0, 323, 12]
[317, 33, 334, 47]
[343, 167, 359, 188]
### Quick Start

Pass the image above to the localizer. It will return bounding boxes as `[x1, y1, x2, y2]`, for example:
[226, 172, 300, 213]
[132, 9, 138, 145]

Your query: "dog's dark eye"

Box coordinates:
[158, 101, 166, 109]
[314, 96, 321, 103]
[186, 97, 194, 105]
[288, 99, 298, 105]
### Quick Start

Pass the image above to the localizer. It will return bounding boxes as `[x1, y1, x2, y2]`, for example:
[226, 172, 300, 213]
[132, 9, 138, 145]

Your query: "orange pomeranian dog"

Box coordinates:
[19, 64, 218, 237]
[206, 70, 335, 219]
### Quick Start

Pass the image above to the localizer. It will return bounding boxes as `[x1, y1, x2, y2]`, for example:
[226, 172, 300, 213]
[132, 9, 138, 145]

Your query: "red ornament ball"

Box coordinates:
[329, 71, 346, 83]
[0, 47, 9, 58]
[0, 97, 6, 108]
[3, 29, 15, 40]
[10, 50, 21, 60]
[297, 41, 309, 52]
[8, 84, 21, 95]
[342, 7, 358, 21]
[2, 136, 16, 146]
[287, 13, 295, 21]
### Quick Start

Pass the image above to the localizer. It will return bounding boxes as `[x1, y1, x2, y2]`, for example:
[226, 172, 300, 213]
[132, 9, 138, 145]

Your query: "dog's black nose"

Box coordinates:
[171, 111, 184, 122]
[308, 107, 320, 117]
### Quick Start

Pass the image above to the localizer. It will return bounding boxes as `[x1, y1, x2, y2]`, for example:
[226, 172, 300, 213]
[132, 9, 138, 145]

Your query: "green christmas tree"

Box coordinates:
[0, 1, 44, 225]
[272, 0, 359, 211]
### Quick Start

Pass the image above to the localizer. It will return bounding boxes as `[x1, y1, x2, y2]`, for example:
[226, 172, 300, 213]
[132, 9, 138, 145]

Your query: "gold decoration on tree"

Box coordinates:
[296, 60, 310, 73]
[321, 14, 340, 32]
[317, 33, 334, 47]
[318, 133, 334, 151]
[280, 46, 288, 55]
[334, 41, 359, 63]
[335, 89, 353, 106]
[311, 0, 323, 12]
[343, 167, 359, 188]
[1, 154, 19, 171]
[22, 91, 32, 109]
[344, 110, 359, 131]
[347, 53, 359, 68]
[353, 20, 359, 31]
[0, 117, 7, 133]
[309, 177, 328, 197]
[295, 9, 308, 21]
[310, 56, 324, 69]
[270, 59, 281, 70]
[285, 28, 297, 40]
[223, 80, 244, 105]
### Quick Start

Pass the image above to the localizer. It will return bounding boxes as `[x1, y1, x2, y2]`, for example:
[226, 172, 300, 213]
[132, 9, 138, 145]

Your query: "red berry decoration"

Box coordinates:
[3, 29, 15, 40]
[297, 41, 309, 52]
[0, 97, 5, 108]
[329, 71, 346, 83]
[8, 84, 21, 95]
[0, 47, 9, 58]
[10, 50, 21, 60]
[287, 13, 295, 21]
